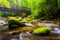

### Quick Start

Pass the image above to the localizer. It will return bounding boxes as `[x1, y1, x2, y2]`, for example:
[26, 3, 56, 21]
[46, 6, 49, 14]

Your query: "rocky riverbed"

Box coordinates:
[0, 18, 60, 40]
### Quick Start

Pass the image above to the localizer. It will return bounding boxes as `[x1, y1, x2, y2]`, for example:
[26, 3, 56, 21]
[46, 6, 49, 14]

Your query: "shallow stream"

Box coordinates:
[0, 18, 60, 40]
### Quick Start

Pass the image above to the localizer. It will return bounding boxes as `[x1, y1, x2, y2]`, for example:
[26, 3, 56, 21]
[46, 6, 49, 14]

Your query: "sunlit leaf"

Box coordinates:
[3, 0, 10, 8]
[0, 0, 10, 8]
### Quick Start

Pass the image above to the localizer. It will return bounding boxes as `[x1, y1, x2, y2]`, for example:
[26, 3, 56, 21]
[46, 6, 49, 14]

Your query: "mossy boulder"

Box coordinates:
[32, 27, 51, 36]
[8, 17, 25, 30]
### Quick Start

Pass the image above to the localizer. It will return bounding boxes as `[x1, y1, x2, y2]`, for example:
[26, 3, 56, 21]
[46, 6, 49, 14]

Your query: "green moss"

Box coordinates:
[26, 17, 32, 21]
[33, 27, 51, 36]
[11, 30, 22, 35]
[8, 17, 25, 30]
[57, 22, 60, 25]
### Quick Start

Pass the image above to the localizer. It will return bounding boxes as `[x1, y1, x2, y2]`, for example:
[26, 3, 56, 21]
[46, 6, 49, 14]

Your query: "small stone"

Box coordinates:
[25, 23, 35, 27]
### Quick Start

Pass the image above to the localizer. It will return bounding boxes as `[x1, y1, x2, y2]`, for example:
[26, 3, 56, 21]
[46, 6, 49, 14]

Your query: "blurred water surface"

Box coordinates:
[0, 18, 60, 40]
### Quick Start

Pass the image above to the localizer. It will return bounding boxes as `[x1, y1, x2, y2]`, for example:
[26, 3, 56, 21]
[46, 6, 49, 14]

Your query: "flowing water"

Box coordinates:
[0, 18, 60, 40]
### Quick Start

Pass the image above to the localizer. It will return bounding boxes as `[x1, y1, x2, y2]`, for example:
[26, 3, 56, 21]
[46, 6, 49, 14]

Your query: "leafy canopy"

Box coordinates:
[0, 0, 10, 8]
[21, 0, 46, 19]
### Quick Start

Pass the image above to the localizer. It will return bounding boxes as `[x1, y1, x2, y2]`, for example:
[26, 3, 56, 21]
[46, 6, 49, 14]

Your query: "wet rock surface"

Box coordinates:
[0, 18, 60, 40]
[19, 31, 60, 40]
[0, 18, 8, 31]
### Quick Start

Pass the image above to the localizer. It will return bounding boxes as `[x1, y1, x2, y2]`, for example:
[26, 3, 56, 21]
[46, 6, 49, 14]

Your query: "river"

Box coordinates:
[0, 18, 60, 40]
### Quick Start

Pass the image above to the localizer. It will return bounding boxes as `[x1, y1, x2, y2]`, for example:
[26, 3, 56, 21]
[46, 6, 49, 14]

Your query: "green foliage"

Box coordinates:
[21, 0, 46, 19]
[0, 11, 16, 17]
[21, 0, 59, 20]
[33, 27, 51, 35]
[0, 0, 59, 20]
[0, 0, 21, 8]
[0, 11, 2, 17]
[0, 0, 10, 8]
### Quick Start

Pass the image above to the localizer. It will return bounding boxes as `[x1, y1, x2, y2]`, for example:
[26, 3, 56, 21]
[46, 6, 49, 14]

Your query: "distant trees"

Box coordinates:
[21, 0, 46, 19]
[0, 0, 60, 20]
[45, 0, 59, 20]
[0, 0, 10, 8]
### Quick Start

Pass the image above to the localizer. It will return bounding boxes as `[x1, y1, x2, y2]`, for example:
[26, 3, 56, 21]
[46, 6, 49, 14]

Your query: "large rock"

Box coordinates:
[8, 17, 25, 30]
[32, 27, 51, 36]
